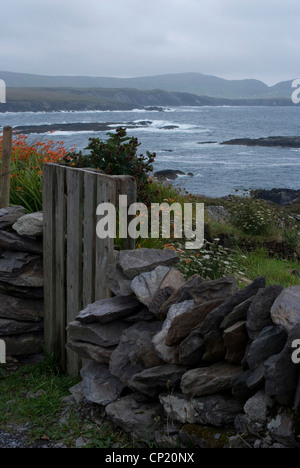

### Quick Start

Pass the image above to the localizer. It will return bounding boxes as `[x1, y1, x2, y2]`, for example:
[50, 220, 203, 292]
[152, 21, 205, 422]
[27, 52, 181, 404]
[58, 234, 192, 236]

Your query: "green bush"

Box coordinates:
[64, 127, 156, 204]
[229, 191, 279, 236]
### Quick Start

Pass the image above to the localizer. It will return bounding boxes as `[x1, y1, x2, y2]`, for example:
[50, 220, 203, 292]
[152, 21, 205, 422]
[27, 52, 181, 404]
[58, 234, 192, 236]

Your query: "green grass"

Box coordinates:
[234, 248, 300, 288]
[0, 361, 136, 448]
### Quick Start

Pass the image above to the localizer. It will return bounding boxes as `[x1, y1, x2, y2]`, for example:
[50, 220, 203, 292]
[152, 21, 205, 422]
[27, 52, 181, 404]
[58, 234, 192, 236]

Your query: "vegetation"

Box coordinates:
[0, 358, 136, 448]
[0, 133, 69, 213]
[64, 127, 156, 204]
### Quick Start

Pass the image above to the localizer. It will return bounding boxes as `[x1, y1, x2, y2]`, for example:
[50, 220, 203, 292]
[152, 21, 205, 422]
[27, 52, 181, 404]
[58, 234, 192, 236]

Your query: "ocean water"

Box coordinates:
[1, 106, 300, 197]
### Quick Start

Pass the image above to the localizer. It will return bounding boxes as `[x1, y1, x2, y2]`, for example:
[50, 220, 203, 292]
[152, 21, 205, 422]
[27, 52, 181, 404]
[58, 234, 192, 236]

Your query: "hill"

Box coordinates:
[0, 71, 295, 99]
[0, 87, 293, 113]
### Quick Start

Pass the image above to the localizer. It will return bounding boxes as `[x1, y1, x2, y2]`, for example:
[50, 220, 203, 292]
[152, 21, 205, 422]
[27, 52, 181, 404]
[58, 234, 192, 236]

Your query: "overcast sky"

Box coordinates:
[0, 0, 299, 85]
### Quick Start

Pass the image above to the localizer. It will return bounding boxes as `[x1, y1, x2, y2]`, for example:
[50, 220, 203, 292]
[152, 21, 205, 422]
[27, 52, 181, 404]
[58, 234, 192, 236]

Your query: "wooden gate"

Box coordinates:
[43, 163, 136, 375]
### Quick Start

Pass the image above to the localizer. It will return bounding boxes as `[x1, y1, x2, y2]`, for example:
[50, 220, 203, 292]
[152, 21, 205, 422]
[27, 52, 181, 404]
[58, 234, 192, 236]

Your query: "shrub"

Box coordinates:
[170, 239, 245, 280]
[229, 190, 279, 236]
[63, 127, 156, 204]
[0, 133, 69, 213]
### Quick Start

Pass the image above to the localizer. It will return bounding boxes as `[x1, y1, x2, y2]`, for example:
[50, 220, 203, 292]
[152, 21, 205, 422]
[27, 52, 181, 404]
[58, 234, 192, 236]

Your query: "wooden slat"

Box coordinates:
[95, 175, 116, 300]
[43, 164, 56, 355]
[114, 175, 137, 250]
[54, 165, 67, 369]
[82, 171, 97, 307]
[66, 168, 84, 376]
[0, 126, 12, 208]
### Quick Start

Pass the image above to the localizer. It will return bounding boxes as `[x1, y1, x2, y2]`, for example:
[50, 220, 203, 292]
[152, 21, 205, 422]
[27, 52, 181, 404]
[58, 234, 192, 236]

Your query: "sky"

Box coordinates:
[0, 0, 299, 85]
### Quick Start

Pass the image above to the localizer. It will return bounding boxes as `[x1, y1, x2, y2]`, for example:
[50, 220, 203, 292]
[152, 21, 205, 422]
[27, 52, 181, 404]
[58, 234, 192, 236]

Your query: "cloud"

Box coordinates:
[0, 0, 299, 84]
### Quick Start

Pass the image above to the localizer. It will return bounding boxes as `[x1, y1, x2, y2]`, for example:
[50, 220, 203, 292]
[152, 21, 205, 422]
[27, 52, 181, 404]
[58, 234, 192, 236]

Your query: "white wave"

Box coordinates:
[44, 130, 100, 136]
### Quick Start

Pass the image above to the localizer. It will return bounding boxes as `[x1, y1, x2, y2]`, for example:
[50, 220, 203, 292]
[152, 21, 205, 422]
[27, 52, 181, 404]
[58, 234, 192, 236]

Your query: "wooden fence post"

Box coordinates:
[0, 126, 12, 208]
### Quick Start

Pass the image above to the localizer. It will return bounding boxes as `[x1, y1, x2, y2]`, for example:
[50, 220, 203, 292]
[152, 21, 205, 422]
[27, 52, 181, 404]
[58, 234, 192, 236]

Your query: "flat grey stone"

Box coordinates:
[106, 395, 163, 442]
[246, 326, 287, 370]
[129, 364, 188, 398]
[67, 320, 129, 347]
[152, 300, 194, 364]
[0, 293, 43, 322]
[246, 285, 284, 339]
[76, 295, 141, 324]
[271, 286, 300, 332]
[67, 341, 114, 364]
[0, 230, 43, 254]
[181, 363, 242, 398]
[0, 318, 43, 336]
[80, 361, 125, 406]
[244, 390, 273, 425]
[119, 248, 179, 280]
[0, 206, 25, 230]
[109, 321, 163, 384]
[2, 332, 43, 356]
[220, 297, 255, 329]
[0, 251, 43, 288]
[12, 212, 43, 237]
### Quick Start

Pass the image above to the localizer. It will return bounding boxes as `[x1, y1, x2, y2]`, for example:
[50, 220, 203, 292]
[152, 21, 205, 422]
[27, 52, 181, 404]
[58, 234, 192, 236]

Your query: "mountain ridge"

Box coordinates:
[0, 71, 295, 100]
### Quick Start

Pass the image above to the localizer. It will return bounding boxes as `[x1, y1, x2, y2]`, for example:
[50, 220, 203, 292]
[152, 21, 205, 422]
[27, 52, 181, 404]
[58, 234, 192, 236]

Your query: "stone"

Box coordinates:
[107, 254, 132, 296]
[181, 363, 242, 398]
[76, 295, 141, 324]
[234, 414, 250, 435]
[158, 275, 203, 319]
[67, 341, 114, 364]
[246, 326, 287, 370]
[159, 393, 198, 425]
[202, 330, 226, 363]
[118, 248, 180, 280]
[246, 365, 265, 391]
[267, 411, 299, 448]
[67, 320, 129, 347]
[148, 267, 185, 316]
[194, 277, 267, 338]
[129, 365, 188, 398]
[160, 393, 243, 427]
[0, 206, 25, 230]
[224, 321, 248, 365]
[264, 324, 300, 405]
[271, 286, 300, 332]
[0, 318, 43, 336]
[0, 230, 43, 255]
[159, 275, 236, 320]
[80, 361, 125, 406]
[0, 293, 43, 322]
[0, 251, 43, 288]
[109, 321, 163, 384]
[12, 212, 43, 237]
[246, 285, 284, 339]
[1, 332, 43, 356]
[165, 299, 224, 347]
[178, 334, 205, 367]
[69, 382, 84, 404]
[244, 390, 273, 425]
[106, 395, 163, 442]
[124, 308, 156, 323]
[231, 370, 254, 401]
[131, 266, 171, 307]
[206, 206, 230, 224]
[220, 297, 255, 330]
[152, 300, 194, 364]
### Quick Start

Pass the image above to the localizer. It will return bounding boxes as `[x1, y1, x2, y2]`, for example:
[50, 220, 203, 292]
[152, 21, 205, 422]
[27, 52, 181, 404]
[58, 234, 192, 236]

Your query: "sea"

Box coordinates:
[1, 105, 300, 198]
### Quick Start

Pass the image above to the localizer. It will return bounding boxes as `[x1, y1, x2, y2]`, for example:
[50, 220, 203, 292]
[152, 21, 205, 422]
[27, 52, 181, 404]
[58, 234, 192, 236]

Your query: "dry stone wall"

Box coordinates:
[67, 248, 300, 448]
[0, 207, 44, 357]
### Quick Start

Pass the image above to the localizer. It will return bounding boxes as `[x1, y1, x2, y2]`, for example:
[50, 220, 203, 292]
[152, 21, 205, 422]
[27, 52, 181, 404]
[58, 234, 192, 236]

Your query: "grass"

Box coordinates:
[0, 359, 136, 448]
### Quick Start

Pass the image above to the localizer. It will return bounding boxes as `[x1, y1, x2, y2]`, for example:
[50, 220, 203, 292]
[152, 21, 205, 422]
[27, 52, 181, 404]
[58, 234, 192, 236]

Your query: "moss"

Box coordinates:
[181, 424, 233, 449]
